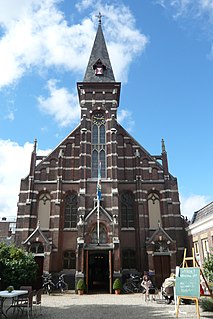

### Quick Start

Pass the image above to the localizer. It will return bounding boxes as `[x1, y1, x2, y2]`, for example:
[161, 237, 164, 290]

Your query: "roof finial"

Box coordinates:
[161, 138, 166, 153]
[96, 12, 103, 25]
[33, 138, 37, 153]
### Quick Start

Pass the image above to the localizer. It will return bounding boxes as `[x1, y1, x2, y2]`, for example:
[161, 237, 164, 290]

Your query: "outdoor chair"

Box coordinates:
[18, 286, 33, 301]
[13, 289, 36, 319]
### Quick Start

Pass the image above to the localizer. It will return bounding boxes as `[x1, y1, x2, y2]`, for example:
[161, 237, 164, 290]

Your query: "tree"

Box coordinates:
[0, 243, 38, 289]
[203, 250, 213, 283]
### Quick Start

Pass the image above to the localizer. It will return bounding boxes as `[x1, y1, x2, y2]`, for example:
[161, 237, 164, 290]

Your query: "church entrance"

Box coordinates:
[85, 250, 112, 293]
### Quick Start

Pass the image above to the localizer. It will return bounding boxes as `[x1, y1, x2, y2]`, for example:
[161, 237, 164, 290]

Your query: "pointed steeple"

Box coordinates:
[83, 17, 115, 82]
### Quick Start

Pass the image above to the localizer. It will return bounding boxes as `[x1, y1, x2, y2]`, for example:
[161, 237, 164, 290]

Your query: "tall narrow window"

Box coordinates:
[122, 249, 136, 269]
[121, 192, 134, 228]
[194, 241, 200, 263]
[202, 238, 209, 260]
[37, 193, 51, 230]
[148, 193, 161, 229]
[64, 193, 77, 228]
[92, 112, 106, 178]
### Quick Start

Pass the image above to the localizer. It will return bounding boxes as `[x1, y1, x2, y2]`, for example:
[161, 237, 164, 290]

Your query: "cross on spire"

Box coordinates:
[96, 12, 103, 25]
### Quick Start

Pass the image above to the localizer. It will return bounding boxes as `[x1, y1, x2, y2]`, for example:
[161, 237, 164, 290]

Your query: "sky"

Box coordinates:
[0, 0, 213, 221]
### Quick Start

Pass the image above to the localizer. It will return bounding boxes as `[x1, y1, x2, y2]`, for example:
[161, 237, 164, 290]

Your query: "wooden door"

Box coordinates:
[154, 255, 170, 288]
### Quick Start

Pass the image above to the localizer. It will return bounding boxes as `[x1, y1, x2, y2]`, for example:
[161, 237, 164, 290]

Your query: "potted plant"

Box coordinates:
[76, 279, 86, 295]
[113, 278, 122, 295]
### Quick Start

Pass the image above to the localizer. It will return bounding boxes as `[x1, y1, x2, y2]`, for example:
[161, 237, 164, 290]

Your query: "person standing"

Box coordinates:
[141, 275, 153, 301]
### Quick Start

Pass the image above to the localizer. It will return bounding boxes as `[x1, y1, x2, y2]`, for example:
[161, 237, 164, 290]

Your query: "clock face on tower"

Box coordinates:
[93, 113, 105, 125]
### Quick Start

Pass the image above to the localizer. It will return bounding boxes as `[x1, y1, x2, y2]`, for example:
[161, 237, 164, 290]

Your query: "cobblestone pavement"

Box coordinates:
[4, 291, 213, 319]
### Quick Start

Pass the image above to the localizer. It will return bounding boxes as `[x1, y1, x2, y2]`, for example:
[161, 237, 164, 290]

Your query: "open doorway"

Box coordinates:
[88, 251, 109, 293]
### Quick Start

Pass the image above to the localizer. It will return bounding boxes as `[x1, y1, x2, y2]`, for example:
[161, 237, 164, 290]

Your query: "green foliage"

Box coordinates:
[0, 243, 38, 289]
[200, 298, 213, 312]
[113, 278, 122, 290]
[76, 279, 86, 291]
[208, 282, 213, 291]
[203, 251, 213, 283]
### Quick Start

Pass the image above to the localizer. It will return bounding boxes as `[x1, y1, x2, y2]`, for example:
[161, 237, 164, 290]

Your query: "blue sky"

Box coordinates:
[0, 0, 213, 220]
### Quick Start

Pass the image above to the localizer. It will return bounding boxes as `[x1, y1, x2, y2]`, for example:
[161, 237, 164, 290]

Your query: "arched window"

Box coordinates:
[91, 112, 106, 178]
[30, 242, 44, 254]
[121, 192, 134, 228]
[63, 250, 76, 269]
[122, 249, 136, 269]
[148, 193, 161, 229]
[37, 193, 51, 230]
[64, 193, 77, 228]
[91, 224, 107, 244]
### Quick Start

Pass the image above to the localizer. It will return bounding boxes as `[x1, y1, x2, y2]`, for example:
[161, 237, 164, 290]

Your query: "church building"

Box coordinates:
[15, 17, 188, 293]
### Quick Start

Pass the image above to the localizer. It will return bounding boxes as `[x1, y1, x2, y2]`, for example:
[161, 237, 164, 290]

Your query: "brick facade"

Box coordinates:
[15, 21, 189, 292]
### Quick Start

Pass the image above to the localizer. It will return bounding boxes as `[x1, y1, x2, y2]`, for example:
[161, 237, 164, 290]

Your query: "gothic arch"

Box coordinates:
[120, 191, 135, 228]
[152, 167, 159, 180]
[87, 222, 108, 244]
[37, 192, 51, 230]
[63, 192, 78, 229]
[147, 191, 162, 229]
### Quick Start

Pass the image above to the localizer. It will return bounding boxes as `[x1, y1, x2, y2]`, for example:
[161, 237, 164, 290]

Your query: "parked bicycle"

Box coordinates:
[55, 274, 68, 293]
[42, 273, 68, 294]
[42, 273, 55, 295]
[122, 273, 144, 293]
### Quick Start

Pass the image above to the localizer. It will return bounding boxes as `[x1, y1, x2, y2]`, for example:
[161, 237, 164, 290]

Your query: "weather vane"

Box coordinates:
[96, 12, 104, 25]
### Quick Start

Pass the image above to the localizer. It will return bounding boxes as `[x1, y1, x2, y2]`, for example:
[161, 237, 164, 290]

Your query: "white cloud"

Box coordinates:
[0, 0, 148, 89]
[38, 79, 80, 127]
[76, 0, 96, 11]
[156, 1, 213, 58]
[157, 0, 213, 19]
[118, 109, 135, 132]
[180, 193, 210, 220]
[0, 139, 51, 218]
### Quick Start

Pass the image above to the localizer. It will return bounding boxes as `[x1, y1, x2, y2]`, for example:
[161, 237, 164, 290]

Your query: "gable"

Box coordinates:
[33, 125, 81, 181]
[117, 123, 175, 180]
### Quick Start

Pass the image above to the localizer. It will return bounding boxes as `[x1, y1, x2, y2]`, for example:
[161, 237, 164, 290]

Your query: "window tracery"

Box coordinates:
[64, 193, 77, 228]
[63, 250, 76, 269]
[91, 112, 106, 178]
[148, 192, 162, 229]
[121, 192, 134, 228]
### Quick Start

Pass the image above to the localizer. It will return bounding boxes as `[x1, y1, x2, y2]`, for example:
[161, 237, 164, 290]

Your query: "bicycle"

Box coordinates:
[55, 274, 68, 293]
[42, 273, 55, 295]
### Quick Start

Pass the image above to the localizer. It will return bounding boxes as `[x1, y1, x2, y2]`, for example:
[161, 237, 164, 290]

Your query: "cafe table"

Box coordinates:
[0, 290, 28, 318]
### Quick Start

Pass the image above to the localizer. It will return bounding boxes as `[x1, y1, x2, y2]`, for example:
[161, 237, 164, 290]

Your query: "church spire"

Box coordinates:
[83, 14, 115, 82]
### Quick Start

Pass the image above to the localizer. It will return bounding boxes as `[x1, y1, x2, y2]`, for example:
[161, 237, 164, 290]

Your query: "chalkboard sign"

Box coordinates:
[176, 267, 200, 298]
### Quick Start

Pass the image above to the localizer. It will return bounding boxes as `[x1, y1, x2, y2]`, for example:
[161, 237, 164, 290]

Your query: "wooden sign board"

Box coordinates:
[176, 267, 200, 298]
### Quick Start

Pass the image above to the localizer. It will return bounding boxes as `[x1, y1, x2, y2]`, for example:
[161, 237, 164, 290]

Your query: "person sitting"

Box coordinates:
[162, 273, 175, 304]
[141, 275, 153, 301]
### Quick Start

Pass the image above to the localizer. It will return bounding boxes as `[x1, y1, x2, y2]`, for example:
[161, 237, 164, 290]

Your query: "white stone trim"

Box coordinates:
[160, 189, 179, 193]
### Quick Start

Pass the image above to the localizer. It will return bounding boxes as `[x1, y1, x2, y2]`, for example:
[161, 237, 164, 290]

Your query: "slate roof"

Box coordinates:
[83, 24, 115, 82]
[191, 201, 213, 224]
